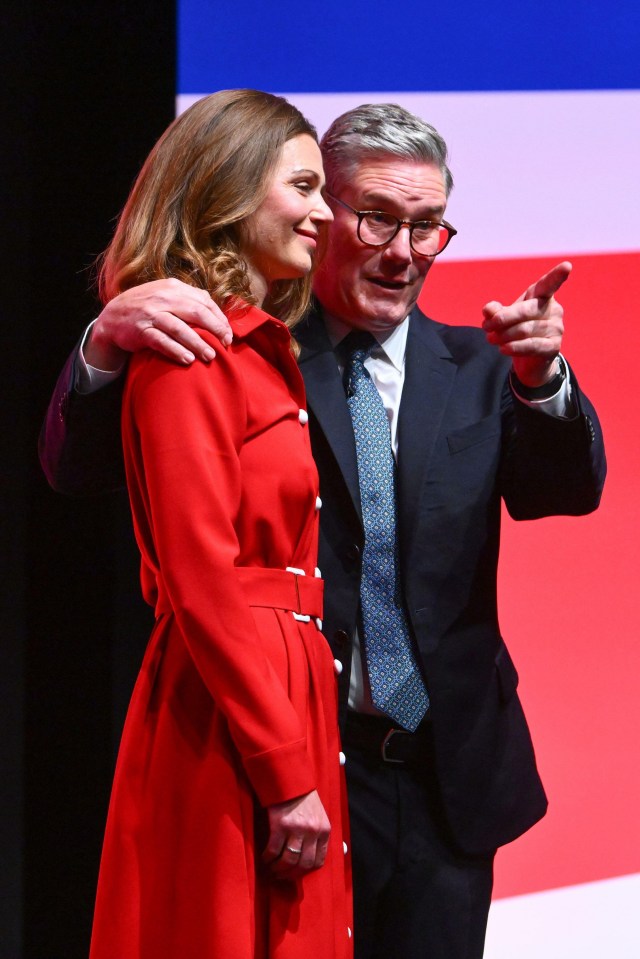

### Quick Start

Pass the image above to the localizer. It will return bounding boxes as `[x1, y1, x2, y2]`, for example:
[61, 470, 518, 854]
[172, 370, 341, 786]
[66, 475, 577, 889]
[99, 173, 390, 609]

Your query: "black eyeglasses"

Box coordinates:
[327, 193, 457, 257]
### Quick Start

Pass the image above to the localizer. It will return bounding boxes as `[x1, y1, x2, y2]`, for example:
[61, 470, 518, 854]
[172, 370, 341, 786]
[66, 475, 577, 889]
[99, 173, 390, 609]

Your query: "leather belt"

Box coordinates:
[344, 710, 432, 767]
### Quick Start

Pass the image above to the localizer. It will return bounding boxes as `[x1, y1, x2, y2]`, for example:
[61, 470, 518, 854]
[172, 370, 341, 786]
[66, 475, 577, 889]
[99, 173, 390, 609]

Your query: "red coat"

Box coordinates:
[89, 304, 352, 959]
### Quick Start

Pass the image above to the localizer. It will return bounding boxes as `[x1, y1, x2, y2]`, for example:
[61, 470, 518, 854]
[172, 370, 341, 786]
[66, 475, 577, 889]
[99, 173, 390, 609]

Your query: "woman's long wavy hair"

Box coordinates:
[98, 89, 319, 330]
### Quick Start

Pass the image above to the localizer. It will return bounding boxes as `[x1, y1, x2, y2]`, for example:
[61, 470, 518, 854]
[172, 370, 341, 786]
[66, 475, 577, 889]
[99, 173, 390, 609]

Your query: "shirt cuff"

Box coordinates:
[75, 319, 126, 394]
[510, 354, 576, 418]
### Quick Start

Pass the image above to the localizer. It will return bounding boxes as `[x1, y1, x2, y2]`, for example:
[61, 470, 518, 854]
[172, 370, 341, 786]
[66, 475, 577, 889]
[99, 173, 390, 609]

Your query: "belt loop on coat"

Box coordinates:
[286, 566, 309, 622]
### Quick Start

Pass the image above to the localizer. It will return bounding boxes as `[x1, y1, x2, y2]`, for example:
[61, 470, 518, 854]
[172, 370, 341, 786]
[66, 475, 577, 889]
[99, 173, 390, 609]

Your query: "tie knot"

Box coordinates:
[341, 330, 377, 365]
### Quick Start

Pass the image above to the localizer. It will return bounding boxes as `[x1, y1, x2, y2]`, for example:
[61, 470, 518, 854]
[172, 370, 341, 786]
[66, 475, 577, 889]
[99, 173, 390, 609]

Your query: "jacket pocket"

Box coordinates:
[446, 414, 501, 455]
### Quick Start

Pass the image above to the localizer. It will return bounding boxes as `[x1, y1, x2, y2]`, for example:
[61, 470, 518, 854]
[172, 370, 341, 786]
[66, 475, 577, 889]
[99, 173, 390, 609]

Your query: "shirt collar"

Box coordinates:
[321, 310, 409, 373]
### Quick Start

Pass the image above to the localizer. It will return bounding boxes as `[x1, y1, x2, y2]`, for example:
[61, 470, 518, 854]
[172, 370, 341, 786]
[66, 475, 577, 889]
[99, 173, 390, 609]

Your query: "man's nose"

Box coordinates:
[382, 224, 413, 263]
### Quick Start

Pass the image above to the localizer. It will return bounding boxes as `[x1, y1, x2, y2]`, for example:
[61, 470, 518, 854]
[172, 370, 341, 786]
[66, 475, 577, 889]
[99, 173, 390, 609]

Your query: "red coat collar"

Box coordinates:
[227, 301, 291, 343]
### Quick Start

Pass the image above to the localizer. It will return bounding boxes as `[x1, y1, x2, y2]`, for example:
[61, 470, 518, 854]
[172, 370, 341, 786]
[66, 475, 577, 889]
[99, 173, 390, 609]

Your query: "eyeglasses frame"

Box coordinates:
[326, 192, 457, 257]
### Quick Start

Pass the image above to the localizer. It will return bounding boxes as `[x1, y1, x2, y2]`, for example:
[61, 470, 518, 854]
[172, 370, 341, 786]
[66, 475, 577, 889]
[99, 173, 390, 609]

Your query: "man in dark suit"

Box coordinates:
[41, 103, 606, 959]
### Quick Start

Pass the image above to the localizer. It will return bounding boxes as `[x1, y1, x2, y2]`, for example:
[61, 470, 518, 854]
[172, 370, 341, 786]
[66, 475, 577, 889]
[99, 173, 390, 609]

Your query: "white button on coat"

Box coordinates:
[315, 496, 322, 510]
[343, 841, 348, 855]
[333, 658, 343, 675]
[298, 409, 309, 425]
[339, 751, 346, 766]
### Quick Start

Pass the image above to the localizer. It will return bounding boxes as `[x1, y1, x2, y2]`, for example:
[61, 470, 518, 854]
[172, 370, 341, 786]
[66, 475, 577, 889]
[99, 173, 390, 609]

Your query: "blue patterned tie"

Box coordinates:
[343, 330, 429, 732]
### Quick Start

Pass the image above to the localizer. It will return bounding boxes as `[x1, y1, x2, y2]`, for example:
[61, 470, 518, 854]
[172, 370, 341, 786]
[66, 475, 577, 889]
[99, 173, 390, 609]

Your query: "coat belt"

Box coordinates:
[236, 566, 324, 620]
[151, 566, 324, 621]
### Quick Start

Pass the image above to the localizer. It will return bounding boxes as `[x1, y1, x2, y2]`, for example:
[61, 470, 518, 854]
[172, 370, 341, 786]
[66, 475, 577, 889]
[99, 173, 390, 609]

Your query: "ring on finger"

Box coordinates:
[286, 845, 302, 855]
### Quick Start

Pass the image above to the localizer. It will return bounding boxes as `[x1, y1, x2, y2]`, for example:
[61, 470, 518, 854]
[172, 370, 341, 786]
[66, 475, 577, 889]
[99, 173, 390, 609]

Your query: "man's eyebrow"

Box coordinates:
[361, 192, 445, 217]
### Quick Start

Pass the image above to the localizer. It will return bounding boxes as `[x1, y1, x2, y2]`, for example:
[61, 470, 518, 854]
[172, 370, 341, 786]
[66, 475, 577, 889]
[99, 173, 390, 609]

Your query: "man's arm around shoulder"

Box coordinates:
[39, 339, 127, 495]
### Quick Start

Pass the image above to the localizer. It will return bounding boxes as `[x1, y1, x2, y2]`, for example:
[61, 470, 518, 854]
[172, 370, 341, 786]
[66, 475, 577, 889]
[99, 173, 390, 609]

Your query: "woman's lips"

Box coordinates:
[295, 229, 318, 247]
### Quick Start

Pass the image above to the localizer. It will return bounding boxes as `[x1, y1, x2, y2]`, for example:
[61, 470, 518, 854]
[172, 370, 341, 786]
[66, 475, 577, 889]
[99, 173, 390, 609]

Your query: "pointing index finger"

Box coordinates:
[522, 261, 572, 303]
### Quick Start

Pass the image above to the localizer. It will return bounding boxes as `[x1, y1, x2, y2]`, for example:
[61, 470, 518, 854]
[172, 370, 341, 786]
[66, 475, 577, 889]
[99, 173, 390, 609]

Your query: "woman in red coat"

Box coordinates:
[87, 90, 352, 959]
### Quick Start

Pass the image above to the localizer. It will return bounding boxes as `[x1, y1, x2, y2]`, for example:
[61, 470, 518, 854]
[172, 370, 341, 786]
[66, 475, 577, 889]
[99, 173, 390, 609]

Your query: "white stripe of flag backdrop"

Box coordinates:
[178, 3, 640, 955]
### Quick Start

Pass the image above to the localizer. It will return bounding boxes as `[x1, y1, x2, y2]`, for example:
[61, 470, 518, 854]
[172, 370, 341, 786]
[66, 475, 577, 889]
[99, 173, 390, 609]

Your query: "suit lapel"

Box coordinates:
[295, 304, 362, 518]
[397, 309, 455, 557]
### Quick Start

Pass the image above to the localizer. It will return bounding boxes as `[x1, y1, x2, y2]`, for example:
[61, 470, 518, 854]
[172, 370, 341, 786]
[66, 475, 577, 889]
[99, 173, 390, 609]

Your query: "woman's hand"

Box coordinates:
[262, 789, 331, 878]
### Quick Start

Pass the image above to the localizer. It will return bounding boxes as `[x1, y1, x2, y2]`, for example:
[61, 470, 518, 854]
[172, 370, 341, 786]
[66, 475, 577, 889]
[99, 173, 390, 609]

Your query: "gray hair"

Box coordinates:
[320, 102, 453, 198]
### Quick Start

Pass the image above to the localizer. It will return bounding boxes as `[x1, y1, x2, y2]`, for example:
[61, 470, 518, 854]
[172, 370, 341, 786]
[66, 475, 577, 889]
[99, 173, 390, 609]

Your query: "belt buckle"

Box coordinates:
[381, 728, 410, 765]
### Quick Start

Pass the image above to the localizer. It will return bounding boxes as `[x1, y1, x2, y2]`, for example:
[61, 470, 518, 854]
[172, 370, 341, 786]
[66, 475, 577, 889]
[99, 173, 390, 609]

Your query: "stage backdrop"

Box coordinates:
[178, 2, 640, 956]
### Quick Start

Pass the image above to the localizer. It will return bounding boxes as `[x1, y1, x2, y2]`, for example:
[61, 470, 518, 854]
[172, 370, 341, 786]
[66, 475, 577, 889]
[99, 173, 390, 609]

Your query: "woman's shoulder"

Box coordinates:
[126, 324, 243, 396]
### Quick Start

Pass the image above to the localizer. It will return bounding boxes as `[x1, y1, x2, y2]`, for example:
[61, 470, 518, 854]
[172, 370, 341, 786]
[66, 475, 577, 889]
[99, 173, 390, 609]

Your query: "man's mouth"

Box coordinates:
[368, 277, 408, 290]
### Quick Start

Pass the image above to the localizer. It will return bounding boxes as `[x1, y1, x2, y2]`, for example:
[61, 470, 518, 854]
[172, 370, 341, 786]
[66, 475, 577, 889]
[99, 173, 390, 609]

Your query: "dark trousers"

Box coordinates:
[343, 712, 494, 959]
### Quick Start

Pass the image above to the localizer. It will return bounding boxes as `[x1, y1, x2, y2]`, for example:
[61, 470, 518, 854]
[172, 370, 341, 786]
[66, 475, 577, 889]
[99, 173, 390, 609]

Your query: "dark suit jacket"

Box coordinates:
[39, 302, 606, 855]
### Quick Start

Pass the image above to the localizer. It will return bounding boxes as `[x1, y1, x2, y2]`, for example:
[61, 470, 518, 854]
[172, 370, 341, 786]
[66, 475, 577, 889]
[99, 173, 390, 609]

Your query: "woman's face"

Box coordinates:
[242, 134, 333, 302]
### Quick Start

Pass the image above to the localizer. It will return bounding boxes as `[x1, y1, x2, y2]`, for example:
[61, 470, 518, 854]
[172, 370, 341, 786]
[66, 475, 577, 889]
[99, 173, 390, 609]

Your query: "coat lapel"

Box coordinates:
[295, 304, 362, 518]
[397, 309, 456, 558]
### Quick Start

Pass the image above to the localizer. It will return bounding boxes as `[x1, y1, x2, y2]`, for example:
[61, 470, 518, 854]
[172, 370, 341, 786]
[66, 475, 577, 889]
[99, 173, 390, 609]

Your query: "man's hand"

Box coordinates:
[85, 278, 233, 371]
[482, 261, 571, 387]
[262, 789, 331, 879]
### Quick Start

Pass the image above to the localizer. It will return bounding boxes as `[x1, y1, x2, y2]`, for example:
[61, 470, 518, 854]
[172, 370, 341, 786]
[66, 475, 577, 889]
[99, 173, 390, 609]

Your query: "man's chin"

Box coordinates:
[360, 295, 413, 329]
[359, 309, 410, 333]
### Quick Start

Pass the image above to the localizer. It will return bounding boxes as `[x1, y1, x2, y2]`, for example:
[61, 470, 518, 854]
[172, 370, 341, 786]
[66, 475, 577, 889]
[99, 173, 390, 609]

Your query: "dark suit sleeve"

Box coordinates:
[501, 362, 606, 520]
[38, 341, 126, 495]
